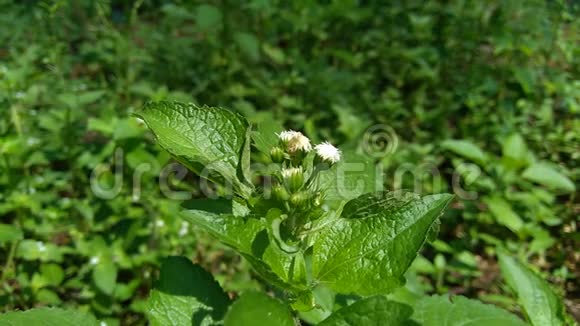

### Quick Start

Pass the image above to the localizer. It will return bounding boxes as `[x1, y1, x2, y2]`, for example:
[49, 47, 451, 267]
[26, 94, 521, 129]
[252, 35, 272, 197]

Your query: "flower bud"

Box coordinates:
[272, 184, 290, 202]
[290, 191, 310, 207]
[281, 167, 304, 192]
[270, 146, 285, 163]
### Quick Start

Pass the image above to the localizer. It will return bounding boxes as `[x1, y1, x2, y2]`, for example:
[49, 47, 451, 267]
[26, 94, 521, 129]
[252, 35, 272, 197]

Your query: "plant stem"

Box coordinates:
[1, 240, 19, 284]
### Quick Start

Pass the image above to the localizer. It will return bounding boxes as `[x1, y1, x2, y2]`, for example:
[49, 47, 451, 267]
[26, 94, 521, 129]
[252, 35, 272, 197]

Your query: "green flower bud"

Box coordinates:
[272, 184, 290, 201]
[290, 191, 310, 207]
[270, 146, 285, 163]
[281, 167, 304, 192]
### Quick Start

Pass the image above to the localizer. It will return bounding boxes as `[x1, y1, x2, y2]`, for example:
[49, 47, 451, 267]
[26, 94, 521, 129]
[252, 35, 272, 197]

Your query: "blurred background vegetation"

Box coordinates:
[0, 0, 578, 324]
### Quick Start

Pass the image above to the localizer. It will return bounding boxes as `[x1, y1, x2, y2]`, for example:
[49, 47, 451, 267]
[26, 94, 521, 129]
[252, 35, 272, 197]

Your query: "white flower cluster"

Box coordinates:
[278, 130, 312, 153]
[277, 130, 341, 163]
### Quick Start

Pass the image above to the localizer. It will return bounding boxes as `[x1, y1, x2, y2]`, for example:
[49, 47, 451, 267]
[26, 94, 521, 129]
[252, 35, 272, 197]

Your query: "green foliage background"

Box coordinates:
[0, 0, 578, 324]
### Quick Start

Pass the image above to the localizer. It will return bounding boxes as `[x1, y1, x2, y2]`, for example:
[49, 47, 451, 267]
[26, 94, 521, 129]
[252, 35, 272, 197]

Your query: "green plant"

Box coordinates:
[128, 101, 577, 324]
[1, 1, 577, 324]
[1, 100, 574, 324]
[128, 101, 522, 324]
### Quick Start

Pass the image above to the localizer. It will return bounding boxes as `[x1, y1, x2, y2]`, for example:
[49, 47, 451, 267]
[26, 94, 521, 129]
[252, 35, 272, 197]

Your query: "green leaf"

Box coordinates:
[135, 101, 252, 197]
[317, 152, 380, 209]
[411, 295, 527, 326]
[180, 209, 306, 293]
[196, 4, 222, 30]
[313, 191, 453, 295]
[318, 296, 413, 326]
[234, 32, 260, 61]
[251, 115, 284, 155]
[93, 259, 117, 295]
[181, 210, 265, 254]
[35, 289, 62, 305]
[0, 223, 23, 243]
[39, 263, 65, 286]
[113, 118, 144, 140]
[147, 256, 230, 326]
[441, 139, 487, 164]
[224, 291, 295, 326]
[16, 240, 62, 262]
[483, 196, 524, 233]
[298, 285, 335, 324]
[501, 133, 530, 168]
[0, 307, 99, 326]
[498, 252, 566, 326]
[522, 163, 575, 193]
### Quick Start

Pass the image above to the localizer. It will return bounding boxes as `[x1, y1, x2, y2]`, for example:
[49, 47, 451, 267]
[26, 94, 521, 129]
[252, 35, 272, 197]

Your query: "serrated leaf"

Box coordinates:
[498, 252, 566, 326]
[522, 163, 575, 193]
[180, 209, 307, 293]
[441, 139, 487, 164]
[411, 295, 527, 326]
[0, 307, 99, 326]
[318, 296, 413, 326]
[0, 223, 23, 243]
[146, 256, 230, 326]
[224, 291, 294, 326]
[312, 191, 453, 295]
[135, 101, 252, 197]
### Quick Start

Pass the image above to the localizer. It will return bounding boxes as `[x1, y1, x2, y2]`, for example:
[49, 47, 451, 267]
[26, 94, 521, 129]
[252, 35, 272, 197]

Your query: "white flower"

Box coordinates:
[178, 221, 190, 236]
[278, 130, 312, 152]
[278, 130, 300, 142]
[281, 167, 302, 179]
[37, 241, 47, 253]
[315, 142, 341, 163]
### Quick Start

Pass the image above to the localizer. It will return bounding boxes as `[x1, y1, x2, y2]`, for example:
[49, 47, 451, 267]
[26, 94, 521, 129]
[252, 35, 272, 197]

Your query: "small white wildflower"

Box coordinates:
[37, 241, 47, 253]
[178, 221, 189, 236]
[315, 142, 341, 164]
[90, 256, 100, 265]
[278, 130, 312, 152]
[27, 137, 39, 146]
[289, 134, 312, 152]
[278, 130, 300, 142]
